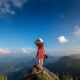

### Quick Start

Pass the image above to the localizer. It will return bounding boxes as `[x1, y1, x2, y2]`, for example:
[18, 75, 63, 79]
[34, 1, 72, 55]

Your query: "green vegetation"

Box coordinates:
[0, 74, 7, 80]
[62, 73, 73, 80]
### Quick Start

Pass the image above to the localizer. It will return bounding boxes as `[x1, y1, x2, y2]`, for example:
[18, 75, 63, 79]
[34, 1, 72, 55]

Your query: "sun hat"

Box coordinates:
[38, 38, 44, 43]
[35, 38, 44, 45]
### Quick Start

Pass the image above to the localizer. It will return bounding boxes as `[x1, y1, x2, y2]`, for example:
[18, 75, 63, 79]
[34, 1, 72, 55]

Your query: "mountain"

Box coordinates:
[69, 54, 80, 59]
[0, 55, 61, 80]
[21, 65, 59, 80]
[0, 55, 34, 63]
[7, 67, 30, 80]
[26, 56, 61, 67]
[46, 54, 80, 79]
[0, 54, 61, 75]
[0, 55, 34, 74]
[45, 56, 61, 64]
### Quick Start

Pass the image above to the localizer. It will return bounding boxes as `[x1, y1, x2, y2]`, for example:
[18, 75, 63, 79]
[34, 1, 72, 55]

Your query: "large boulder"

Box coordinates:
[21, 65, 59, 80]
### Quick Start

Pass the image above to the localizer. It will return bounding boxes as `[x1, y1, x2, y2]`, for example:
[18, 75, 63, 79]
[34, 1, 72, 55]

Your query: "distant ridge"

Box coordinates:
[46, 54, 80, 79]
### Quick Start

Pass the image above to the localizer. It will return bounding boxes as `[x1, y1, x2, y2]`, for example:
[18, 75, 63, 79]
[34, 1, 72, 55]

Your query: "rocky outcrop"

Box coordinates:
[21, 65, 59, 80]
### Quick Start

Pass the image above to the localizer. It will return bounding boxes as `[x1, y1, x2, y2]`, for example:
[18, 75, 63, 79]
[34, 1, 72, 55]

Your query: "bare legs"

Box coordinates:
[38, 59, 43, 69]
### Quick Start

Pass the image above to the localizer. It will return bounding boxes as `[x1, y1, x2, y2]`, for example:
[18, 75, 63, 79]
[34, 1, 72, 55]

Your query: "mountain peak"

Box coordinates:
[21, 65, 59, 80]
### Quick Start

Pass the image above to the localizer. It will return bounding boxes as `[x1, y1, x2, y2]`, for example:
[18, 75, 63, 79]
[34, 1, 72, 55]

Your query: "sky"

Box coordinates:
[0, 0, 80, 56]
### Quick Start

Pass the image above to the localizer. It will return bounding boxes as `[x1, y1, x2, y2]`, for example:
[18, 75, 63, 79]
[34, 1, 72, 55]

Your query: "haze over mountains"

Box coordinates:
[0, 47, 80, 78]
[0, 53, 80, 79]
[0, 47, 80, 57]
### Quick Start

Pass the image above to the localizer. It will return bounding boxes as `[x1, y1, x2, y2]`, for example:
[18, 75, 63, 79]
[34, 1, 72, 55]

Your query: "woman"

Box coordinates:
[35, 38, 45, 68]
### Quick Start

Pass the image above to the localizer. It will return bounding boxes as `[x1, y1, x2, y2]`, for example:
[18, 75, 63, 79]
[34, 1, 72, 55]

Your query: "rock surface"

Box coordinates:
[21, 65, 59, 80]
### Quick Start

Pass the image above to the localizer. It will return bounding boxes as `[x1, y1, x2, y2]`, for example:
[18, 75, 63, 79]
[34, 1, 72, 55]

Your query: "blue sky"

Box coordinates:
[0, 0, 80, 56]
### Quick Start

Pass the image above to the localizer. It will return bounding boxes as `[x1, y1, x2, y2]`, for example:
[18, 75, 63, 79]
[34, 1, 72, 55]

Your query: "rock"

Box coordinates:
[21, 65, 59, 80]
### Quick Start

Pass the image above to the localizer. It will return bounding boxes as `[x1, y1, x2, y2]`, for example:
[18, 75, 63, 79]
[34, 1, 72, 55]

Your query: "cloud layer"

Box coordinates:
[0, 0, 27, 16]
[20, 48, 35, 54]
[0, 48, 11, 54]
[0, 48, 35, 55]
[73, 26, 80, 37]
[52, 47, 80, 56]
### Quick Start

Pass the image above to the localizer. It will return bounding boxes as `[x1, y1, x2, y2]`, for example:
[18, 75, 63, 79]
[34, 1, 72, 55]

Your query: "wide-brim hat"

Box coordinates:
[38, 38, 43, 43]
[35, 38, 44, 44]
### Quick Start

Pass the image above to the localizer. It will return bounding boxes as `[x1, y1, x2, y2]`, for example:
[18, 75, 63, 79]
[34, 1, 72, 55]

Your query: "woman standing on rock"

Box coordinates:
[35, 38, 47, 69]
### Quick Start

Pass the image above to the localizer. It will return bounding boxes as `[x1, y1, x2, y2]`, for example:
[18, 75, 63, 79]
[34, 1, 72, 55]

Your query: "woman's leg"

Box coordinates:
[38, 59, 41, 66]
[38, 59, 42, 67]
[41, 59, 43, 67]
[39, 59, 44, 68]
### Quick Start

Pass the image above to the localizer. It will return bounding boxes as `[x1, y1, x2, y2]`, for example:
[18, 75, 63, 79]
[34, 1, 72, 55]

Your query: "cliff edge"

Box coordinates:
[21, 65, 59, 80]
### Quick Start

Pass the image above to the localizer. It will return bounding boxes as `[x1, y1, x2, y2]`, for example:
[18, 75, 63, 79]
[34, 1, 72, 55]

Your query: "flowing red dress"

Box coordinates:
[37, 45, 45, 59]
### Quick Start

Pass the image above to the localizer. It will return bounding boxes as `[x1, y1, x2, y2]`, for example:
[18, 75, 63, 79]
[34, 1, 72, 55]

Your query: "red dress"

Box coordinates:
[37, 45, 45, 59]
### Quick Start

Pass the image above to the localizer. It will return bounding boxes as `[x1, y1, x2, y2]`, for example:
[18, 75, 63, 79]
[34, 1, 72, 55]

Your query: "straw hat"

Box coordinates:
[35, 38, 44, 46]
[38, 38, 43, 43]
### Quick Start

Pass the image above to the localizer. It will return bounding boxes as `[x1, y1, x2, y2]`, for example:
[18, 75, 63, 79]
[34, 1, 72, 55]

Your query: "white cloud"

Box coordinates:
[0, 48, 11, 54]
[56, 47, 80, 56]
[11, 0, 26, 8]
[73, 26, 80, 37]
[58, 36, 69, 44]
[0, 0, 27, 16]
[20, 48, 35, 54]
[0, 48, 35, 55]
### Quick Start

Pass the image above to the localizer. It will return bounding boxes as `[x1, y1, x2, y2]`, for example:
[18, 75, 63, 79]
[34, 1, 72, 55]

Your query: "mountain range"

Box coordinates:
[46, 54, 80, 79]
[0, 54, 80, 79]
